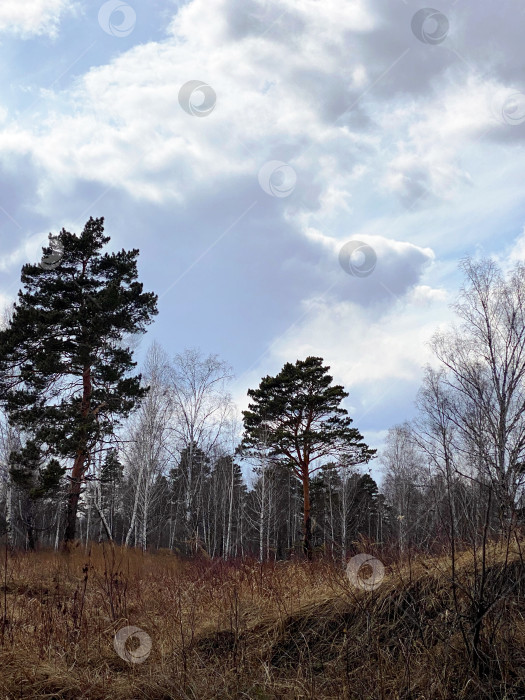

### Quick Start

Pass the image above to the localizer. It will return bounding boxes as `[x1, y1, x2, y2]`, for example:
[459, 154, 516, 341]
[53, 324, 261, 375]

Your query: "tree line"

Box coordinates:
[0, 219, 524, 558]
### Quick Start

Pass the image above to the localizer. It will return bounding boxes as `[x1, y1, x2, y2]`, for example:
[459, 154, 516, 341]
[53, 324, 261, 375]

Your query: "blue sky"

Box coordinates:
[1, 0, 525, 479]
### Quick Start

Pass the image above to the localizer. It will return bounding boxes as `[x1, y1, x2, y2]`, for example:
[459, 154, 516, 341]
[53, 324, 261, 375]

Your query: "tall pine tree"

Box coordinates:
[0, 217, 158, 543]
[241, 357, 375, 559]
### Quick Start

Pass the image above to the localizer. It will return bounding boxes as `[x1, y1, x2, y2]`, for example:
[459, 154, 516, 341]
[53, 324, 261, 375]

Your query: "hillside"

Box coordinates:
[0, 543, 523, 699]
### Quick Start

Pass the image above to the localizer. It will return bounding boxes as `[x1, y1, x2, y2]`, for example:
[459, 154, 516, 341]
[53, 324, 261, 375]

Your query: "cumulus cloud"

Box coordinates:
[1, 0, 525, 442]
[0, 0, 74, 37]
[301, 228, 435, 305]
[0, 0, 522, 218]
[233, 270, 451, 432]
[0, 230, 51, 273]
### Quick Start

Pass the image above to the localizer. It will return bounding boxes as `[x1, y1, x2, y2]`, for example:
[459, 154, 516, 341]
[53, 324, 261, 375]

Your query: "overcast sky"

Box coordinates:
[1, 0, 524, 475]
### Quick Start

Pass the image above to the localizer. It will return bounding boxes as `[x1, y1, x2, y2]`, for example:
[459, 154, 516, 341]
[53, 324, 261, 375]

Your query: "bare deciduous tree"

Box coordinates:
[430, 258, 525, 525]
[168, 348, 233, 552]
[124, 343, 172, 549]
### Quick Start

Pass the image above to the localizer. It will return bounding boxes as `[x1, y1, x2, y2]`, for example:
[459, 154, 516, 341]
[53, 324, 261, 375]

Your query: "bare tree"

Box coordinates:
[0, 413, 20, 546]
[411, 261, 525, 672]
[168, 348, 233, 553]
[124, 343, 172, 549]
[224, 419, 244, 559]
[381, 423, 427, 553]
[430, 258, 525, 525]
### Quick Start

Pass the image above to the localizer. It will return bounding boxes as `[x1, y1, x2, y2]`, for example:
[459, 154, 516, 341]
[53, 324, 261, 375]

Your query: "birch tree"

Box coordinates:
[124, 343, 172, 549]
[168, 348, 233, 553]
[430, 258, 525, 525]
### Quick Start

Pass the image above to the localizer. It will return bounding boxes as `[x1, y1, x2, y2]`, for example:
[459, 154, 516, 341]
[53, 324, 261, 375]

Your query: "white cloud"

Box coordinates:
[406, 284, 448, 306]
[496, 224, 525, 271]
[266, 293, 443, 388]
[0, 0, 74, 37]
[234, 289, 451, 447]
[0, 0, 521, 226]
[0, 0, 382, 205]
[1, 0, 525, 441]
[0, 231, 52, 272]
[0, 291, 13, 315]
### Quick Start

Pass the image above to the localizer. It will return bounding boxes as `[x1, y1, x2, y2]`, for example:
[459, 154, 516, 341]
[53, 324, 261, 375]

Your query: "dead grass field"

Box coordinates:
[0, 542, 523, 699]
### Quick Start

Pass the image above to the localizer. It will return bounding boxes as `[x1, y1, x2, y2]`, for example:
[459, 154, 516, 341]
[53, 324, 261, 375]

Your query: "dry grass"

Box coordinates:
[0, 541, 523, 699]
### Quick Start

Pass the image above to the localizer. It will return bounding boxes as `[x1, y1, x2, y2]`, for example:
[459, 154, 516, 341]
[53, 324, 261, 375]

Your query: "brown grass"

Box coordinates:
[0, 541, 523, 699]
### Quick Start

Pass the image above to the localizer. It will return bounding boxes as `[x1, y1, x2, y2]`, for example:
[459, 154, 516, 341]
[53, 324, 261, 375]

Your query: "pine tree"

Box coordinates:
[241, 357, 376, 559]
[170, 443, 210, 553]
[310, 465, 342, 556]
[0, 217, 158, 544]
[100, 448, 123, 537]
[9, 440, 65, 549]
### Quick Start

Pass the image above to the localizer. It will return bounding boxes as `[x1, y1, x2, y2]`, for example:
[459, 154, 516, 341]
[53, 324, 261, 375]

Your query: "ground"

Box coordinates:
[0, 542, 523, 699]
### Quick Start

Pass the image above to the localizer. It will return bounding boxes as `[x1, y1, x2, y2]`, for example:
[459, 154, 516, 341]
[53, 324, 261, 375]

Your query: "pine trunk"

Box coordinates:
[302, 472, 312, 560]
[64, 451, 85, 542]
[64, 364, 92, 543]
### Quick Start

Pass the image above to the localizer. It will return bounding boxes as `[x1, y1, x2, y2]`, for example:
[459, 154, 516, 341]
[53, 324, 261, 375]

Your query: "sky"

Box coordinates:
[1, 0, 525, 481]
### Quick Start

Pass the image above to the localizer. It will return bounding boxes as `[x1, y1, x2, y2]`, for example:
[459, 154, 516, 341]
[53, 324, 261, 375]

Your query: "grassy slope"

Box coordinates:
[0, 542, 523, 699]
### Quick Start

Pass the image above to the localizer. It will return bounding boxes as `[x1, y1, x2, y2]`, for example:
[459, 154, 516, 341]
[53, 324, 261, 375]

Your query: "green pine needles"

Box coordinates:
[0, 217, 158, 544]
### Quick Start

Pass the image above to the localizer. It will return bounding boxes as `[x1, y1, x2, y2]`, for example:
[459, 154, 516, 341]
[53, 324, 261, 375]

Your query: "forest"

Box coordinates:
[0, 219, 524, 699]
[0, 218, 524, 558]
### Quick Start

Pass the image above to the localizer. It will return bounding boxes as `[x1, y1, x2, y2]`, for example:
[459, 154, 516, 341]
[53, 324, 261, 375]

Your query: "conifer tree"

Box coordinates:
[241, 357, 375, 558]
[0, 217, 158, 543]
[9, 440, 65, 549]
